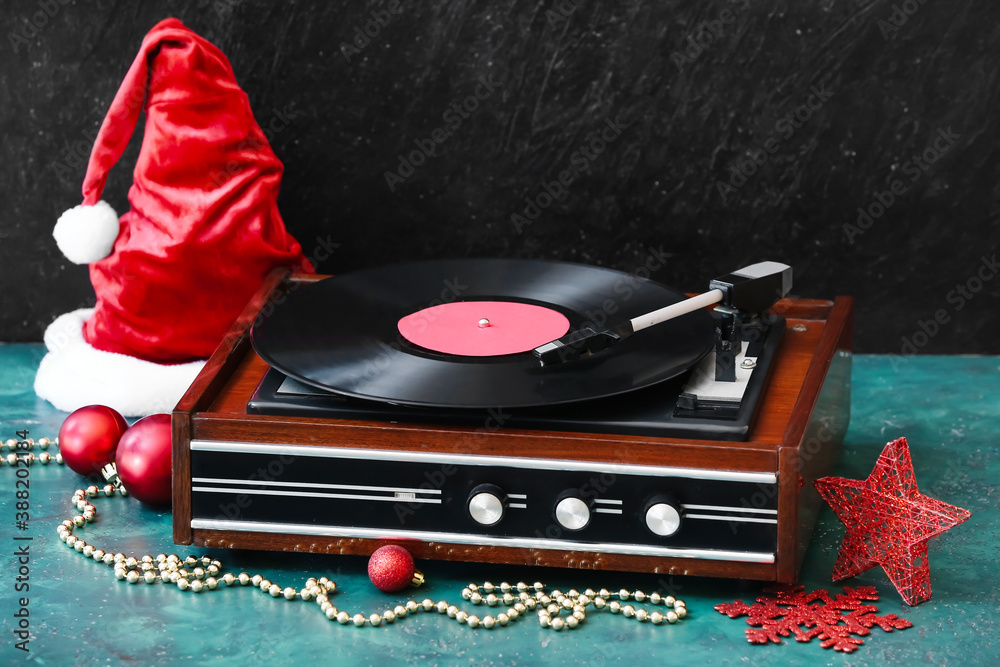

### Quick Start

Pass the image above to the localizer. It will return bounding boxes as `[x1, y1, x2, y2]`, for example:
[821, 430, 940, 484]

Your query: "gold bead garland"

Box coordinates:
[1, 437, 64, 466]
[14, 434, 690, 632]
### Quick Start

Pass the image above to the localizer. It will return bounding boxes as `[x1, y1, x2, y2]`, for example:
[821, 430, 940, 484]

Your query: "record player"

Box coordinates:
[172, 259, 852, 583]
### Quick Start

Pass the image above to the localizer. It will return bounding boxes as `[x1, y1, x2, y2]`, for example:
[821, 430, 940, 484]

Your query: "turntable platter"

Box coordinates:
[250, 259, 714, 408]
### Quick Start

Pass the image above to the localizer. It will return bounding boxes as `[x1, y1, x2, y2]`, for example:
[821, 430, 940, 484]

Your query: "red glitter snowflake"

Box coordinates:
[715, 585, 912, 653]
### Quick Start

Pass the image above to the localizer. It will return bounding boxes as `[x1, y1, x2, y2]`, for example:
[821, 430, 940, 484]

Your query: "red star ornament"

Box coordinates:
[814, 437, 971, 605]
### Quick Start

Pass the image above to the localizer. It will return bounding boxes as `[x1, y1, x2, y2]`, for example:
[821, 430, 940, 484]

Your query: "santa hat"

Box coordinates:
[36, 17, 314, 416]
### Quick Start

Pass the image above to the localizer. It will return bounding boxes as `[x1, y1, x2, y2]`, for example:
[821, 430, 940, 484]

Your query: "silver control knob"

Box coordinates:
[645, 501, 682, 537]
[554, 496, 591, 531]
[468, 485, 506, 526]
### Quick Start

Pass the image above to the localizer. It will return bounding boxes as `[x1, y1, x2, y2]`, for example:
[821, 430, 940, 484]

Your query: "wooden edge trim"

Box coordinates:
[189, 529, 778, 581]
[290, 272, 329, 283]
[774, 295, 853, 582]
[775, 446, 800, 583]
[780, 296, 854, 450]
[171, 411, 193, 544]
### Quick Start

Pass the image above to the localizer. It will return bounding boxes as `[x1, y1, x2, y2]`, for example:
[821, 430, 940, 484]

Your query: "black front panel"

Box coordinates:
[191, 446, 778, 559]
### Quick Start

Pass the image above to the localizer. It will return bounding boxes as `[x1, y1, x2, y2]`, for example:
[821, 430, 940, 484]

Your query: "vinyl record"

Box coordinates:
[250, 259, 714, 408]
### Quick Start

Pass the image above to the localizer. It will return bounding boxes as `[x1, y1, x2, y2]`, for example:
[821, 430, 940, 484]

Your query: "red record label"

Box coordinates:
[398, 301, 570, 357]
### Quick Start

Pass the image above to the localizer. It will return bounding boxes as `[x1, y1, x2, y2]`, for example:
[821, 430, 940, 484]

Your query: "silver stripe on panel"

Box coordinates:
[190, 440, 778, 484]
[192, 477, 441, 495]
[684, 513, 778, 524]
[682, 503, 777, 515]
[190, 519, 776, 563]
[191, 486, 441, 504]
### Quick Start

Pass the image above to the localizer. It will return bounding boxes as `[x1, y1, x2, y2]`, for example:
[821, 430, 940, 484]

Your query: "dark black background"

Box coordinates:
[3, 0, 998, 354]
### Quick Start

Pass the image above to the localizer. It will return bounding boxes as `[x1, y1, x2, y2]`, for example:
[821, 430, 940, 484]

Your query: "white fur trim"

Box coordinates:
[34, 308, 205, 416]
[53, 200, 120, 264]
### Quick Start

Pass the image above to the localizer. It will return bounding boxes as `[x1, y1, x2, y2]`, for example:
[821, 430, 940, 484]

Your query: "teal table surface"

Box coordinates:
[1, 344, 997, 666]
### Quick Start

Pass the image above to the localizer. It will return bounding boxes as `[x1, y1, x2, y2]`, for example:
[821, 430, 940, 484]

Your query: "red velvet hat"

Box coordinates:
[37, 18, 314, 415]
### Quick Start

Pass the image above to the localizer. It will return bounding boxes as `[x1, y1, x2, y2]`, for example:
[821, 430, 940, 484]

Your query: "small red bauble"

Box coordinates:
[368, 545, 424, 593]
[116, 414, 172, 506]
[58, 405, 129, 476]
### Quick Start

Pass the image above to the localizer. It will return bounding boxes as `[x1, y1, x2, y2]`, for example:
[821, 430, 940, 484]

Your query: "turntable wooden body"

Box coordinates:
[173, 269, 853, 583]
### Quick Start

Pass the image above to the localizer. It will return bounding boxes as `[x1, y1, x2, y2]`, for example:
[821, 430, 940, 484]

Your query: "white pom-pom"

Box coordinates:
[53, 200, 120, 264]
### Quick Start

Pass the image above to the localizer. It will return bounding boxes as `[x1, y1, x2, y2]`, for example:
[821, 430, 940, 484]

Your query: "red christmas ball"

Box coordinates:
[58, 405, 129, 476]
[368, 545, 423, 592]
[116, 414, 172, 506]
